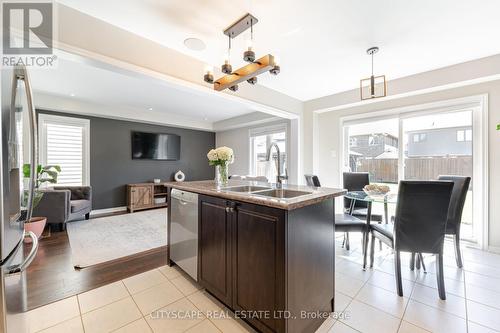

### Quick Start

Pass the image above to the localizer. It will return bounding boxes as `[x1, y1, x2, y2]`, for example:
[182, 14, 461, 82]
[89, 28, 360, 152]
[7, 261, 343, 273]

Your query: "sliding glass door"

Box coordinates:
[402, 110, 474, 240]
[346, 117, 399, 192]
[343, 108, 479, 243]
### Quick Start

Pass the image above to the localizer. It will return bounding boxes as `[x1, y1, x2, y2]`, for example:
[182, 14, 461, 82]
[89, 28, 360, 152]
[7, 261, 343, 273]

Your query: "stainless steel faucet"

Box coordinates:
[266, 142, 288, 186]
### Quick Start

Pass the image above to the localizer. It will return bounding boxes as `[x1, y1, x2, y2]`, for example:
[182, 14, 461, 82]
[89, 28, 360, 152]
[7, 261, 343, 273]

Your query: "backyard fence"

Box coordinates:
[355, 156, 473, 183]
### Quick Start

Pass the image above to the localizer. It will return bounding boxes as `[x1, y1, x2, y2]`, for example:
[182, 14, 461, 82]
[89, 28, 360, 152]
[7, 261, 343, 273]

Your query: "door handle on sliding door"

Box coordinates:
[7, 231, 39, 273]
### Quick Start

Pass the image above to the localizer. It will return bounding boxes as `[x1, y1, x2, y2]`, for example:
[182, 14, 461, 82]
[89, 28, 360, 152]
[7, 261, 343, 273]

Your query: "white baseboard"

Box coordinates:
[90, 206, 127, 216]
[487, 246, 500, 254]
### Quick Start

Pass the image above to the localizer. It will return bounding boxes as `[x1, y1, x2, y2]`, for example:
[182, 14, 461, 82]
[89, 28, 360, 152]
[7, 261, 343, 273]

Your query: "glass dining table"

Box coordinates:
[344, 191, 398, 224]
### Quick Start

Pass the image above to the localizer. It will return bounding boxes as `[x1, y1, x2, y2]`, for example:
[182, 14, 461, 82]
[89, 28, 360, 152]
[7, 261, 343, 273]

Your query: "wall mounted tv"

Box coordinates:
[132, 131, 180, 160]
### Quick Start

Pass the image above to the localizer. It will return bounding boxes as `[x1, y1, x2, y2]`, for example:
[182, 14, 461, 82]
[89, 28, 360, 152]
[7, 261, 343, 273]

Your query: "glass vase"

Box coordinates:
[215, 161, 229, 186]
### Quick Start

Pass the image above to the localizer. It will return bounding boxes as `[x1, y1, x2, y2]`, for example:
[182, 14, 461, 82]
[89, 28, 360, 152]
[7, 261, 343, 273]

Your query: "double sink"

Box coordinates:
[220, 185, 313, 200]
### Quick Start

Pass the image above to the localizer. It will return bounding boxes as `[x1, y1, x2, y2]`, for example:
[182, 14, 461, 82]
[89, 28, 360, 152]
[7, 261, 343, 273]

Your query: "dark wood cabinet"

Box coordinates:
[198, 196, 233, 306]
[197, 194, 335, 333]
[232, 202, 286, 333]
[198, 195, 286, 333]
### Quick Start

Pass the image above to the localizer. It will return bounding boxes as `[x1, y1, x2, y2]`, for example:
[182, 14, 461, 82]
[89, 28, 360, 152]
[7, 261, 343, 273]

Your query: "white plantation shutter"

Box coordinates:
[39, 114, 90, 186]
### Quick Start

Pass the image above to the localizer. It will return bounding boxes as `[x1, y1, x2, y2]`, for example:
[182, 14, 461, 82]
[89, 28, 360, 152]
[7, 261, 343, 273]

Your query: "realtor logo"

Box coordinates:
[2, 1, 56, 67]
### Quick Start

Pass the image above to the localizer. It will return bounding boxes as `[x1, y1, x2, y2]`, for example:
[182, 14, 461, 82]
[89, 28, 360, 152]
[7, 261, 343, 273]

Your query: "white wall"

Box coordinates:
[216, 120, 292, 179]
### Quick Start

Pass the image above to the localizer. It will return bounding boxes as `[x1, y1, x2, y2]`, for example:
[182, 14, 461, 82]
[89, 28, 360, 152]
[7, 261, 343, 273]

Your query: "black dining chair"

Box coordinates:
[367, 181, 454, 300]
[304, 174, 369, 260]
[439, 175, 471, 268]
[304, 174, 321, 187]
[343, 172, 383, 222]
[411, 175, 471, 270]
[336, 213, 371, 268]
[343, 172, 384, 252]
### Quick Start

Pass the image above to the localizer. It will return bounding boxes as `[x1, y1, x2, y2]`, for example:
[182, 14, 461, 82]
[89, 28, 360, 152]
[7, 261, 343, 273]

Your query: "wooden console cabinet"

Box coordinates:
[127, 183, 168, 212]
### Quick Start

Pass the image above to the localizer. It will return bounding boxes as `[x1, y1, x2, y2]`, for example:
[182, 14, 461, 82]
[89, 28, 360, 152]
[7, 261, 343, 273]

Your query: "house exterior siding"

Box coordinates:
[407, 126, 472, 157]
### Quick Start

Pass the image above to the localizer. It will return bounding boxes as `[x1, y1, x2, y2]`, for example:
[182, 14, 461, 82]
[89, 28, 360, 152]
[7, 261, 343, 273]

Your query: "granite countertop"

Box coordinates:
[166, 180, 346, 210]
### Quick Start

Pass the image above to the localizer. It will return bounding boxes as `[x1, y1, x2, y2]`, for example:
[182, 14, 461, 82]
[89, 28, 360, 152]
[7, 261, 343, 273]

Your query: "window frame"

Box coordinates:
[465, 129, 472, 142]
[413, 133, 427, 143]
[38, 113, 91, 186]
[248, 123, 288, 179]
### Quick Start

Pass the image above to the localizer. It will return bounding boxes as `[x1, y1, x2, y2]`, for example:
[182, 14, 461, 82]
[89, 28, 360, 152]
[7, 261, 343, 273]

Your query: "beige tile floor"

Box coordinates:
[22, 235, 500, 333]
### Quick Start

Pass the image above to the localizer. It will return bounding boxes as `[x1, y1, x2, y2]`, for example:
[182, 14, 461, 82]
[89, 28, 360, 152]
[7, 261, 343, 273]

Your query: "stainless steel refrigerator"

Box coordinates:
[0, 66, 40, 333]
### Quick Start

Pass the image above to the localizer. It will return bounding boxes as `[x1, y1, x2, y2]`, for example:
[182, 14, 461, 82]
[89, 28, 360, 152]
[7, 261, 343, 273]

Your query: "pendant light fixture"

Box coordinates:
[360, 46, 386, 100]
[222, 35, 232, 74]
[243, 19, 256, 63]
[203, 13, 280, 92]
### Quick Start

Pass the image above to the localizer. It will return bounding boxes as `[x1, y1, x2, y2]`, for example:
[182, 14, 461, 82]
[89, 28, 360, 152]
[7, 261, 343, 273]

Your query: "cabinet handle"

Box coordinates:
[225, 207, 235, 213]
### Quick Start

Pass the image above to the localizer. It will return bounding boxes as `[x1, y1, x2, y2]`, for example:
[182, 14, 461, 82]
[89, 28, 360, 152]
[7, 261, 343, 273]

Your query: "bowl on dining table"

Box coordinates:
[363, 184, 390, 196]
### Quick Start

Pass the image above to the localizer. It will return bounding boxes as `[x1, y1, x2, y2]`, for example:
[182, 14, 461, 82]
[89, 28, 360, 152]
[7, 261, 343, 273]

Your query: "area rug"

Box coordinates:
[66, 208, 167, 268]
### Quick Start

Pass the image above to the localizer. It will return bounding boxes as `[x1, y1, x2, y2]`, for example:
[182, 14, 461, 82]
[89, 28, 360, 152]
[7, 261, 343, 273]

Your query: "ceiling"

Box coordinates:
[57, 0, 500, 101]
[29, 57, 260, 123]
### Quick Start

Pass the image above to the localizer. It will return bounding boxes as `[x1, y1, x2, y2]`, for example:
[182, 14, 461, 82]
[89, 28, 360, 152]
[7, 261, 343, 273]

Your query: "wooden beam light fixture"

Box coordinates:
[203, 14, 280, 92]
[214, 54, 275, 91]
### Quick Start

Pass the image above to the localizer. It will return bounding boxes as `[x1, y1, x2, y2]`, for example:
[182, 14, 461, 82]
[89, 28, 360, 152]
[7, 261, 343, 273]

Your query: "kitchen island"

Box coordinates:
[166, 180, 345, 333]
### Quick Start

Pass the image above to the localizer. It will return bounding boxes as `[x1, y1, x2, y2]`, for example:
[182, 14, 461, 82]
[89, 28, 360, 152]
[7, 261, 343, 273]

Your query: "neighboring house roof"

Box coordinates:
[351, 133, 398, 140]
[375, 145, 398, 159]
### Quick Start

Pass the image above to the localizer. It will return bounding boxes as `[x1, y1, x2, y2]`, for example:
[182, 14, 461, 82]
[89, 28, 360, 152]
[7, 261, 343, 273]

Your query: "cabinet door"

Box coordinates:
[232, 202, 286, 333]
[198, 195, 232, 306]
[131, 185, 152, 208]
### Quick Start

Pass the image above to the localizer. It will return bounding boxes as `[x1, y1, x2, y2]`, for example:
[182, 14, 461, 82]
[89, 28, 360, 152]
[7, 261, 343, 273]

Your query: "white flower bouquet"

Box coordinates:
[207, 146, 234, 166]
[207, 146, 234, 185]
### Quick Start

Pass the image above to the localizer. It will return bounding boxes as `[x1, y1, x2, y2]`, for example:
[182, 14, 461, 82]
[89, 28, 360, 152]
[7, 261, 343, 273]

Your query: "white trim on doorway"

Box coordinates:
[335, 94, 489, 250]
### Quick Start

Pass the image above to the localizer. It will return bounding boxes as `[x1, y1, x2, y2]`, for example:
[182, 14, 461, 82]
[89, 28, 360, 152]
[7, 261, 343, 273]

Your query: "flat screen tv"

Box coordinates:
[132, 131, 180, 160]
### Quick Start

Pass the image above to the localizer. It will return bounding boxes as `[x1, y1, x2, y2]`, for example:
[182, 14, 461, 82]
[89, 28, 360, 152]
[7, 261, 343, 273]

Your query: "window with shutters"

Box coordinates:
[38, 114, 90, 186]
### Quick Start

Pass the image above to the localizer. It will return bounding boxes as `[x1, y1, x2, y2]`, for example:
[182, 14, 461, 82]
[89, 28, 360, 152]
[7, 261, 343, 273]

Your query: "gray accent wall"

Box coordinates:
[38, 110, 215, 210]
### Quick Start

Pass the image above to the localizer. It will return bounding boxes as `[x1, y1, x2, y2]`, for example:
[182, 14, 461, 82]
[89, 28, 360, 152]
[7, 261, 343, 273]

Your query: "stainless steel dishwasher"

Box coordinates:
[170, 189, 199, 280]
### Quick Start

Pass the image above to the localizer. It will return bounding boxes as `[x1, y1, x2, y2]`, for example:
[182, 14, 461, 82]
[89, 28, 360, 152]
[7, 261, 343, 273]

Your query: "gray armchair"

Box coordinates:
[33, 186, 92, 232]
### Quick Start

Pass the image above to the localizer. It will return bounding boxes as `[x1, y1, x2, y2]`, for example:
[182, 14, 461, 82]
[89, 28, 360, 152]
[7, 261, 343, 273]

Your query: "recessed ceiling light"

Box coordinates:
[148, 107, 153, 111]
[203, 117, 208, 121]
[70, 93, 75, 97]
[184, 38, 206, 51]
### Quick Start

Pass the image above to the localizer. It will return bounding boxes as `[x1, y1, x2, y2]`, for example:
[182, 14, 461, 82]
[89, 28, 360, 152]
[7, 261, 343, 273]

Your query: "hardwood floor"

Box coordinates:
[23, 228, 168, 311]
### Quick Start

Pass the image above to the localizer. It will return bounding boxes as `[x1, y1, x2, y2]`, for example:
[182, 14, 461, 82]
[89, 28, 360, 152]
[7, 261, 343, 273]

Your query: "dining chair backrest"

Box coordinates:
[394, 181, 453, 254]
[343, 172, 370, 209]
[304, 174, 321, 187]
[437, 175, 471, 234]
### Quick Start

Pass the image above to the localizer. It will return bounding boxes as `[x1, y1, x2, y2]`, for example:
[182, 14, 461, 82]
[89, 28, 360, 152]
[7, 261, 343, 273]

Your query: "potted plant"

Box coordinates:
[22, 164, 61, 241]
